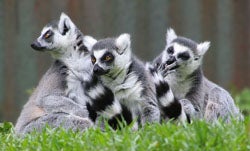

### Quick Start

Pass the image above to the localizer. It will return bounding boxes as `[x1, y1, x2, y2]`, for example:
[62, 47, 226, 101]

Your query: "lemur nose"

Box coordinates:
[166, 56, 176, 65]
[93, 65, 99, 73]
[31, 41, 45, 51]
[93, 65, 109, 76]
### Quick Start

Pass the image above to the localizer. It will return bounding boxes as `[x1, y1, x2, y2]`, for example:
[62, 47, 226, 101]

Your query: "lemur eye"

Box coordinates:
[102, 53, 114, 63]
[44, 30, 52, 39]
[105, 55, 111, 61]
[91, 56, 96, 64]
[44, 33, 50, 39]
[167, 46, 174, 54]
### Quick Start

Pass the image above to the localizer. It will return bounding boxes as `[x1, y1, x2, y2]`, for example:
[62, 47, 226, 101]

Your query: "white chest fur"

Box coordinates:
[103, 72, 144, 112]
[166, 73, 192, 100]
[63, 51, 92, 105]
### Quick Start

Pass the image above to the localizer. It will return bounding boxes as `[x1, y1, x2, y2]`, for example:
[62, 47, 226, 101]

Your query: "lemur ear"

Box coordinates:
[115, 33, 131, 55]
[166, 28, 177, 45]
[197, 41, 210, 56]
[58, 12, 75, 35]
[83, 36, 97, 52]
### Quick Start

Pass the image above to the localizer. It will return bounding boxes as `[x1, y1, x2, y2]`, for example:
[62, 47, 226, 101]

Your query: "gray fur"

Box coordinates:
[157, 28, 243, 123]
[45, 20, 58, 29]
[128, 57, 160, 124]
[172, 37, 197, 54]
[15, 61, 93, 134]
[92, 38, 117, 51]
[91, 34, 161, 128]
[15, 13, 95, 134]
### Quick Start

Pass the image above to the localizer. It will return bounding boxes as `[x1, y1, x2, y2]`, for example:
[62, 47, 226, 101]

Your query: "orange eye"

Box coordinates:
[91, 57, 96, 64]
[105, 55, 111, 61]
[44, 33, 50, 39]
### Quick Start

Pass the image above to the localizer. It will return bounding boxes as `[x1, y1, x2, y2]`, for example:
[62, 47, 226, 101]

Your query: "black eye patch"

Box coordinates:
[167, 46, 174, 54]
[101, 52, 114, 63]
[177, 51, 190, 60]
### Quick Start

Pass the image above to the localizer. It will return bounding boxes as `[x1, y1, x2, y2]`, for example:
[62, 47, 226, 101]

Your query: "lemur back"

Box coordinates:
[154, 28, 243, 122]
[15, 60, 93, 134]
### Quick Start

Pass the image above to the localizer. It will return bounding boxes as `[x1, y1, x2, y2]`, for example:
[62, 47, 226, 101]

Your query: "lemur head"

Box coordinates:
[31, 13, 96, 58]
[157, 28, 210, 76]
[91, 33, 131, 76]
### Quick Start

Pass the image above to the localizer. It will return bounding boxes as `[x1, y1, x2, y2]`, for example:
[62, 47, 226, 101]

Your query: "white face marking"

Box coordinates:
[172, 43, 190, 55]
[93, 49, 111, 70]
[93, 49, 106, 62]
[37, 27, 53, 47]
[36, 26, 78, 54]
[41, 27, 52, 36]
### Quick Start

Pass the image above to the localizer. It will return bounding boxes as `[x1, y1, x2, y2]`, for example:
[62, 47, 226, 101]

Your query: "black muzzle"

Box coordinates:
[93, 65, 109, 76]
[31, 40, 46, 51]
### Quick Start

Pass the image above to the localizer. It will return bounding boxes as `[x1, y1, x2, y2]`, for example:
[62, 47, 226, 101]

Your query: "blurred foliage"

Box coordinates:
[232, 88, 250, 116]
[0, 122, 14, 134]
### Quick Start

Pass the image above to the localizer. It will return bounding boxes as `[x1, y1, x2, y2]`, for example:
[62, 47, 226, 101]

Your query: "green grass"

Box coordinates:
[1, 118, 250, 151]
[234, 88, 250, 116]
[0, 88, 249, 151]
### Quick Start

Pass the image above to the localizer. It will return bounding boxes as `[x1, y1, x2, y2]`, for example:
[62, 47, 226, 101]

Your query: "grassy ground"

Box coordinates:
[1, 88, 250, 151]
[0, 118, 250, 151]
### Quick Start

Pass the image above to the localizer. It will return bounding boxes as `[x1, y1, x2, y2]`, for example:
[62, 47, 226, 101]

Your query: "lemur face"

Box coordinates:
[91, 48, 115, 75]
[158, 28, 210, 75]
[31, 13, 79, 52]
[91, 34, 131, 76]
[162, 43, 195, 71]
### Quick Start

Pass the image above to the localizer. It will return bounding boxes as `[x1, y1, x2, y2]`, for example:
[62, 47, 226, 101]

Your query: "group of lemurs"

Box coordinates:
[15, 13, 243, 134]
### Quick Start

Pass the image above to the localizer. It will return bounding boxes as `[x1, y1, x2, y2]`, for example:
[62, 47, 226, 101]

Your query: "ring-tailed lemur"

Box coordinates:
[15, 13, 97, 134]
[31, 13, 132, 130]
[153, 28, 243, 122]
[90, 34, 161, 129]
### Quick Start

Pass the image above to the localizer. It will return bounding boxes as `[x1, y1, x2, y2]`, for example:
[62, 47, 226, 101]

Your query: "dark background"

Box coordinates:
[0, 0, 249, 123]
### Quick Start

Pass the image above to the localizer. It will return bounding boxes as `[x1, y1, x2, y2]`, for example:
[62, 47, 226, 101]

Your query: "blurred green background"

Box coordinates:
[0, 0, 249, 124]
